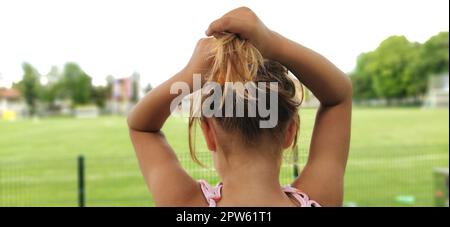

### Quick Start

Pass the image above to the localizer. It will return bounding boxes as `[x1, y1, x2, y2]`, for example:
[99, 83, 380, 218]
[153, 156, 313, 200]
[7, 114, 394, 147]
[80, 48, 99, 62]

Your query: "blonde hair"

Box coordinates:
[188, 33, 303, 165]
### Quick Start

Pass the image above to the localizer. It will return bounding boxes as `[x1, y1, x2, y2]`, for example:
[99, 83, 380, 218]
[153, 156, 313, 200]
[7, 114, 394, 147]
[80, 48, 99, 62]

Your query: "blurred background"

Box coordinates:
[0, 0, 448, 207]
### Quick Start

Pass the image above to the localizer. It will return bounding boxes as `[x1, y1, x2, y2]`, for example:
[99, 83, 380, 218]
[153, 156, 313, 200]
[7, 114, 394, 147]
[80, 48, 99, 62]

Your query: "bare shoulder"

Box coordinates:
[129, 130, 208, 206]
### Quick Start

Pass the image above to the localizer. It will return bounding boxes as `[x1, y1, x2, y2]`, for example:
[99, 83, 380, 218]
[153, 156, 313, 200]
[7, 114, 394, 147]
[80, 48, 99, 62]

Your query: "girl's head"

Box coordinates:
[189, 33, 303, 170]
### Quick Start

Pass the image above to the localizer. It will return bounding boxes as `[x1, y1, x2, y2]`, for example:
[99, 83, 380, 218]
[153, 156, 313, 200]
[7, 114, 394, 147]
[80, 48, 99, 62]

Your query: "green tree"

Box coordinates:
[106, 75, 114, 99]
[420, 32, 449, 74]
[131, 72, 140, 102]
[62, 63, 93, 106]
[91, 85, 108, 109]
[18, 63, 41, 115]
[143, 83, 153, 94]
[410, 31, 449, 95]
[351, 52, 378, 100]
[41, 66, 64, 107]
[371, 36, 420, 100]
[351, 36, 421, 101]
[351, 32, 449, 102]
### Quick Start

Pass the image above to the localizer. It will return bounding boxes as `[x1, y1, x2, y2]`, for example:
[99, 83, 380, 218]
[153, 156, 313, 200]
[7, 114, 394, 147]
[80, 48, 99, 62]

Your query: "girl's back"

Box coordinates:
[127, 7, 351, 207]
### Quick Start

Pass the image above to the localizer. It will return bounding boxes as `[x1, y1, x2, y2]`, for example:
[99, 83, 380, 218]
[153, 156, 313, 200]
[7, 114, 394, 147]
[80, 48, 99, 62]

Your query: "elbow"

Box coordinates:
[321, 74, 352, 107]
[334, 75, 352, 106]
[126, 109, 160, 133]
[342, 75, 353, 101]
[126, 115, 133, 130]
[336, 74, 353, 104]
[127, 111, 137, 130]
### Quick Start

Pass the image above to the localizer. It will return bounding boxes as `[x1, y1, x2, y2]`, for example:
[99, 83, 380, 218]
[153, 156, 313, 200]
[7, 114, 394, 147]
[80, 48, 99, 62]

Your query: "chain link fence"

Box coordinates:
[0, 151, 299, 207]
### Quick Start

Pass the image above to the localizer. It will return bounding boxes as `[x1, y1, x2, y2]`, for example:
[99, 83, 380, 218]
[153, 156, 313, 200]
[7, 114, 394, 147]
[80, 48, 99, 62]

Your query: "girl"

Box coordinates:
[127, 7, 352, 207]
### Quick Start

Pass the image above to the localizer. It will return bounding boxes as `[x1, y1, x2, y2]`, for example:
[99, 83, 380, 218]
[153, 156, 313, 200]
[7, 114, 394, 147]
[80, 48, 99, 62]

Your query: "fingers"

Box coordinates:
[206, 17, 235, 36]
[206, 7, 256, 37]
[205, 18, 223, 36]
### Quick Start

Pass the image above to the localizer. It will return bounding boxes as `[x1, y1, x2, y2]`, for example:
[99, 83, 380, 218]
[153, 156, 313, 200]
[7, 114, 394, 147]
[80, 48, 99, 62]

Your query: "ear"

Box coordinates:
[282, 119, 298, 149]
[200, 118, 217, 152]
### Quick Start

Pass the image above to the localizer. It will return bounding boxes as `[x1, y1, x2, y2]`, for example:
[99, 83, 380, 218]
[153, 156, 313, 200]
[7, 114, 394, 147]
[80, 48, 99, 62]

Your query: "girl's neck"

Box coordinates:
[216, 152, 294, 206]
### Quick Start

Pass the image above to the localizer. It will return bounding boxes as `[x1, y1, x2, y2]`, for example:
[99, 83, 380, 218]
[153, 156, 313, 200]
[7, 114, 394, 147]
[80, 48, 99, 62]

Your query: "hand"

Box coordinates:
[205, 7, 276, 58]
[182, 38, 215, 77]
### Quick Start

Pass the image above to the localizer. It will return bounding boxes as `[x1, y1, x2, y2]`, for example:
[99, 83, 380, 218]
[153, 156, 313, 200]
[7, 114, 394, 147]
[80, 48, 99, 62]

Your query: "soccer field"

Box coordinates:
[0, 108, 448, 206]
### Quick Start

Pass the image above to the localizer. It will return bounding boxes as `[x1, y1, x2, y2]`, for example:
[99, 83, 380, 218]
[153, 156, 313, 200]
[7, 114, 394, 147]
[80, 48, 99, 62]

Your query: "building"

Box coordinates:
[424, 73, 449, 108]
[0, 88, 24, 120]
[108, 72, 141, 115]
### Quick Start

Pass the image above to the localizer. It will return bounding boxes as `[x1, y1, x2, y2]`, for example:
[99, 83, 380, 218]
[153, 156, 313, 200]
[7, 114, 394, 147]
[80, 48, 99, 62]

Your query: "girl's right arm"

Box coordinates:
[127, 38, 214, 206]
[206, 7, 352, 206]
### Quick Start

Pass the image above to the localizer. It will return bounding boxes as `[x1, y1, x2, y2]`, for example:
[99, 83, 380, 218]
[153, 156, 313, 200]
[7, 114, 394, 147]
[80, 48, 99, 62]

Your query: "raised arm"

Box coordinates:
[206, 7, 352, 206]
[271, 33, 352, 206]
[127, 38, 213, 206]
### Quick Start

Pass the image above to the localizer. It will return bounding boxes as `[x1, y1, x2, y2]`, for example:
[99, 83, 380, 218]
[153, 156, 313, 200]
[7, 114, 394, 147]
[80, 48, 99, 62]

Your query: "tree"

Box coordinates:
[62, 63, 93, 106]
[351, 52, 378, 100]
[371, 36, 420, 100]
[41, 66, 64, 107]
[351, 32, 449, 102]
[351, 36, 422, 101]
[420, 32, 449, 75]
[106, 75, 114, 99]
[409, 31, 449, 95]
[143, 83, 153, 94]
[131, 72, 140, 102]
[18, 63, 41, 115]
[91, 85, 108, 109]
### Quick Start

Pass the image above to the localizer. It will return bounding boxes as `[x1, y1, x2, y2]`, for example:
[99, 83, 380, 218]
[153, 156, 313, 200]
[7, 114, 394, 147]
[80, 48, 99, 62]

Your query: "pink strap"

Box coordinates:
[198, 180, 223, 207]
[282, 185, 321, 207]
[198, 180, 320, 207]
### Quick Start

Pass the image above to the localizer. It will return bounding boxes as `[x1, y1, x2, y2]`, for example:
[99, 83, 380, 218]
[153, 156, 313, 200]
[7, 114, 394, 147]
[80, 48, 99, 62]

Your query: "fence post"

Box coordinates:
[78, 155, 85, 207]
[293, 145, 299, 178]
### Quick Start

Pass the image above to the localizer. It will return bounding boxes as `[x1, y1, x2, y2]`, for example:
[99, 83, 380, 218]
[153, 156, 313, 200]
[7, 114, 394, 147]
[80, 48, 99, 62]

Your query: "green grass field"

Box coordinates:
[0, 108, 448, 206]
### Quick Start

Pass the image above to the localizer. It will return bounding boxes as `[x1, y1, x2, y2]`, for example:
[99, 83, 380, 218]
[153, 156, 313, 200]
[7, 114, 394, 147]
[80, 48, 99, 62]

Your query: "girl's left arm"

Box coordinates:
[127, 38, 213, 206]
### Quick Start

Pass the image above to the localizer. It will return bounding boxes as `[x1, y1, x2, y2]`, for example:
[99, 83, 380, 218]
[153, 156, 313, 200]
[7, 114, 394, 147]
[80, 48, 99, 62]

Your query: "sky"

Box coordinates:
[0, 0, 448, 88]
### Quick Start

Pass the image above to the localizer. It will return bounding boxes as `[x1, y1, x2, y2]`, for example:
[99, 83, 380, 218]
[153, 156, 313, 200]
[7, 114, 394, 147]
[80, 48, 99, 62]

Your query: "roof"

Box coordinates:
[0, 88, 21, 99]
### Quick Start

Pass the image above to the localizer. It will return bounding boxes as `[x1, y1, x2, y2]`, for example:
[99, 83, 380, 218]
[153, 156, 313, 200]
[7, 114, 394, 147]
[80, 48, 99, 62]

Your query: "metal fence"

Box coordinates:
[0, 151, 299, 207]
[0, 148, 447, 207]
